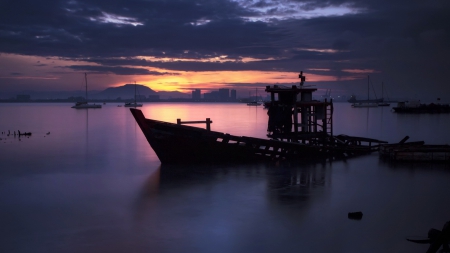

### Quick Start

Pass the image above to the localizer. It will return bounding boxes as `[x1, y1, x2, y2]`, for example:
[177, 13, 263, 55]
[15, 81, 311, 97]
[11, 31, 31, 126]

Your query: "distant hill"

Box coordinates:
[0, 84, 191, 100]
[92, 84, 157, 99]
[92, 84, 190, 99]
[156, 91, 191, 99]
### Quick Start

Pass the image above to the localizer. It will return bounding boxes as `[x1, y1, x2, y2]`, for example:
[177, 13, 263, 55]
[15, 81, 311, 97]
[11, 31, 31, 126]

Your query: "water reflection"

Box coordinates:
[134, 161, 331, 218]
[266, 162, 328, 204]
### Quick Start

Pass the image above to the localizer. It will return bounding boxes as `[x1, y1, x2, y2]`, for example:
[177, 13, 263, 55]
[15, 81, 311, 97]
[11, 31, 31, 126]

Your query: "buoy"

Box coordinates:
[348, 211, 363, 220]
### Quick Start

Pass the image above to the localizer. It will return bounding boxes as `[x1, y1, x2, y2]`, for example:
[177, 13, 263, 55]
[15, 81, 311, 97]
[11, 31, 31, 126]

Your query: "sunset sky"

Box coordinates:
[1, 0, 449, 100]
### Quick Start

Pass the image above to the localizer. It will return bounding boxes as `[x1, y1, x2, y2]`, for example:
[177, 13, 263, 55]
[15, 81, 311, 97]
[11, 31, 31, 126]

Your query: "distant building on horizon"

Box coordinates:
[204, 91, 219, 100]
[230, 89, 236, 100]
[16, 94, 31, 101]
[147, 95, 160, 101]
[192, 89, 201, 100]
[218, 88, 229, 101]
[136, 95, 146, 100]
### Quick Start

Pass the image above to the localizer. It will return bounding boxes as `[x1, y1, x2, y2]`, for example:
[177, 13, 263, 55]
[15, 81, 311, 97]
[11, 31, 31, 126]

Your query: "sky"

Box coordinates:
[1, 0, 449, 101]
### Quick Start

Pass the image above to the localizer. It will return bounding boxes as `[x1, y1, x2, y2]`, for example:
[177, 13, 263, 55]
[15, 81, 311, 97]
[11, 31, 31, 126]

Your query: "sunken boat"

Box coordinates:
[130, 72, 387, 164]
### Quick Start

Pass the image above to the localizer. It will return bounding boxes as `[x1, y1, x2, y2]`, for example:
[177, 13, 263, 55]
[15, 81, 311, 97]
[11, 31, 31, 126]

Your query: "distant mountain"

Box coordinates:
[92, 84, 191, 99]
[92, 84, 157, 99]
[156, 91, 191, 99]
[0, 84, 191, 100]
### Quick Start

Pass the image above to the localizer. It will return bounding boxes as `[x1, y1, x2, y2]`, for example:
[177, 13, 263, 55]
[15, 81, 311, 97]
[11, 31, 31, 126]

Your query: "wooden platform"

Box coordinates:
[379, 143, 450, 162]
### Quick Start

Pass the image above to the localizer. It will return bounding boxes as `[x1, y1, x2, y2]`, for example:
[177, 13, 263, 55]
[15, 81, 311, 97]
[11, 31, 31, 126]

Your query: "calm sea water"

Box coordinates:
[1, 102, 450, 253]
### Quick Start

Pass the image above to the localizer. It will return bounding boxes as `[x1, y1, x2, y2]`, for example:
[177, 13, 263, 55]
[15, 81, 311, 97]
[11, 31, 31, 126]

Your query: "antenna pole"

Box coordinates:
[85, 73, 88, 101]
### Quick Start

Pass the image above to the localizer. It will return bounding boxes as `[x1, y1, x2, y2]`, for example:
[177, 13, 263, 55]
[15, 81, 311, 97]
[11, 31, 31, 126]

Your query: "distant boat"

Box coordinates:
[72, 73, 102, 109]
[247, 88, 261, 106]
[378, 82, 391, 106]
[352, 103, 378, 108]
[247, 101, 262, 106]
[124, 81, 143, 108]
[351, 75, 379, 108]
[392, 100, 450, 113]
[347, 95, 383, 104]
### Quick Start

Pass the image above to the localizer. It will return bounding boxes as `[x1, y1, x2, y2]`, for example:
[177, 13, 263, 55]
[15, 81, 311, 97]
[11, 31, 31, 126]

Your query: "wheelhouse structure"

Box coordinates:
[264, 72, 386, 159]
[266, 72, 333, 143]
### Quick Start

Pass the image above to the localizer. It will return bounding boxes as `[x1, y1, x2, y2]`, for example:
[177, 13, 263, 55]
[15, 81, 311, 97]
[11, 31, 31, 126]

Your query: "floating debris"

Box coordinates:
[348, 211, 363, 220]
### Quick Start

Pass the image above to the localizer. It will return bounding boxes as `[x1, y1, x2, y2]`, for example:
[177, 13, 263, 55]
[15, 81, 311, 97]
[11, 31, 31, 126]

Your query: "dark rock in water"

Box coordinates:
[348, 211, 363, 220]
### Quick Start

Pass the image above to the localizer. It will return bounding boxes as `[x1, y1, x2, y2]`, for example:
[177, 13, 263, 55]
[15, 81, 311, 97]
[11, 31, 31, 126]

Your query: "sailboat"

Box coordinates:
[351, 75, 379, 108]
[377, 82, 390, 106]
[71, 73, 102, 109]
[247, 88, 262, 106]
[124, 81, 143, 107]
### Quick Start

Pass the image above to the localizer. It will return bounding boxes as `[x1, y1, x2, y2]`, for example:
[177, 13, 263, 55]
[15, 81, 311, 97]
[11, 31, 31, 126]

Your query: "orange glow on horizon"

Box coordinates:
[111, 70, 349, 92]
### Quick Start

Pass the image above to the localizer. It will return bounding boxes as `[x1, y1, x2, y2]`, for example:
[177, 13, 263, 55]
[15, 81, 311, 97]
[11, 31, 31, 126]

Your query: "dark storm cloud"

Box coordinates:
[65, 65, 177, 75]
[1, 0, 450, 98]
[0, 0, 282, 59]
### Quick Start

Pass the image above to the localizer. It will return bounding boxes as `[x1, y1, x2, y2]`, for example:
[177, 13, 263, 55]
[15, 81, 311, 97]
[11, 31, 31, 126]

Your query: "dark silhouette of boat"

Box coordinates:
[130, 72, 387, 164]
[349, 75, 383, 107]
[392, 101, 450, 113]
[348, 95, 383, 104]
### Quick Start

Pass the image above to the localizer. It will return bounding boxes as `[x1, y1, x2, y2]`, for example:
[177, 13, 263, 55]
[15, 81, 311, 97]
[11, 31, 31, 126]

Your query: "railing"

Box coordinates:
[177, 118, 213, 131]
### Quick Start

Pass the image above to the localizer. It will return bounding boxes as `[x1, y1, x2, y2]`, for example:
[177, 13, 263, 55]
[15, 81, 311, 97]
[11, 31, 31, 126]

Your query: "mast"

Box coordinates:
[134, 81, 136, 105]
[367, 75, 369, 100]
[85, 72, 88, 101]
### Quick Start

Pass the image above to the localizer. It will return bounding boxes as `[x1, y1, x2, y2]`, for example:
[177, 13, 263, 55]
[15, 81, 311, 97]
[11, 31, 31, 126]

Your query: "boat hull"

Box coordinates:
[129, 109, 364, 164]
[71, 104, 102, 109]
[380, 143, 450, 162]
[124, 103, 143, 107]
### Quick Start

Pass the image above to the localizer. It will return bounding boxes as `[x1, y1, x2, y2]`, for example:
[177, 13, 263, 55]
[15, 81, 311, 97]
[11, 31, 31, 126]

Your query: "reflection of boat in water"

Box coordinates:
[130, 72, 387, 164]
[71, 73, 102, 109]
[392, 100, 450, 113]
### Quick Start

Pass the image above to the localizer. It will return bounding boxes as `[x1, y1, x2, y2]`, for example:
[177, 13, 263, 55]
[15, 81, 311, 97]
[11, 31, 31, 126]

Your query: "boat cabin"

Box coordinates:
[265, 71, 333, 144]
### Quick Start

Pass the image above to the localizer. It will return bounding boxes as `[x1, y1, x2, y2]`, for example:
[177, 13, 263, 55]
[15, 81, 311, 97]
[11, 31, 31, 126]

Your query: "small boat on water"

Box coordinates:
[392, 100, 450, 113]
[130, 72, 387, 164]
[247, 101, 262, 106]
[377, 82, 390, 106]
[72, 73, 102, 109]
[124, 81, 143, 107]
[247, 88, 262, 106]
[72, 101, 102, 109]
[351, 75, 383, 108]
[351, 103, 378, 108]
